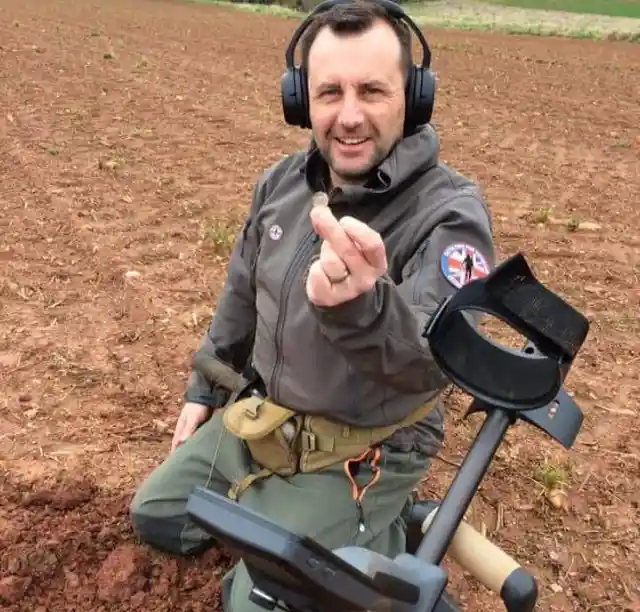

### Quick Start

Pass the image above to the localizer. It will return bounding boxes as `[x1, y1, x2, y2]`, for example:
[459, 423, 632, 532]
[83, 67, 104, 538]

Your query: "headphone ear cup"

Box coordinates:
[296, 67, 311, 129]
[404, 65, 417, 133]
[281, 67, 308, 128]
[420, 68, 436, 124]
[404, 66, 436, 133]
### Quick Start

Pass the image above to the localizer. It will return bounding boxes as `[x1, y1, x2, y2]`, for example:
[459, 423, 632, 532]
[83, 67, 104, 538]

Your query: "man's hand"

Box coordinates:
[171, 402, 211, 452]
[306, 205, 387, 307]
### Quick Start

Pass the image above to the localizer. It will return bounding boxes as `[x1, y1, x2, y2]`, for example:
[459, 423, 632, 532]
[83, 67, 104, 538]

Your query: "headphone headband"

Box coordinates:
[284, 0, 432, 70]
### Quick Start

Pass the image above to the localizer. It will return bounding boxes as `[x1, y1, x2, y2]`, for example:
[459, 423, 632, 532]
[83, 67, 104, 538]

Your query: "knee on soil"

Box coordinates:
[129, 484, 208, 556]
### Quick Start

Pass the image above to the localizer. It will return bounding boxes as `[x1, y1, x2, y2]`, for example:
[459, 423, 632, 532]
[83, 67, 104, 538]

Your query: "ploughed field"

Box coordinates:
[0, 0, 638, 610]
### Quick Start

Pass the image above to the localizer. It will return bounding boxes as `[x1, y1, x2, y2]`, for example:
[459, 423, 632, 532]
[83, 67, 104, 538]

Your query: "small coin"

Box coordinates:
[311, 191, 329, 208]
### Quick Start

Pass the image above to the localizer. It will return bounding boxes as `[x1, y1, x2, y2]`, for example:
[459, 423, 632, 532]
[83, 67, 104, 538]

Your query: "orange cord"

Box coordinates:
[343, 446, 382, 503]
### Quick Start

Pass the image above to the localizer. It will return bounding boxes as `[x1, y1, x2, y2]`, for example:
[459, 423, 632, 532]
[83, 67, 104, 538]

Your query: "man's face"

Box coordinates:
[307, 19, 406, 186]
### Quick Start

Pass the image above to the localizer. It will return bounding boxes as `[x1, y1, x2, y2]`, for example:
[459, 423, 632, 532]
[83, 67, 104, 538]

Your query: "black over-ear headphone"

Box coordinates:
[280, 0, 436, 133]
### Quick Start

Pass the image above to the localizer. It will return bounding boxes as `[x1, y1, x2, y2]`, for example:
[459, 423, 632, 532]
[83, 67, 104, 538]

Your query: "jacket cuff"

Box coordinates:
[311, 275, 388, 328]
[183, 371, 231, 409]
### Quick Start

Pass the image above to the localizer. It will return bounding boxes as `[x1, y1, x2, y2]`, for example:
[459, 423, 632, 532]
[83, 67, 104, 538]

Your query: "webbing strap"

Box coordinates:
[228, 468, 274, 501]
[300, 397, 438, 453]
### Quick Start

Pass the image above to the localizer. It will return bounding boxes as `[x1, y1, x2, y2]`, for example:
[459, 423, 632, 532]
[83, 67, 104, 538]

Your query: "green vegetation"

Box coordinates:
[405, 0, 640, 40]
[190, 0, 301, 16]
[189, 0, 640, 41]
[487, 0, 640, 19]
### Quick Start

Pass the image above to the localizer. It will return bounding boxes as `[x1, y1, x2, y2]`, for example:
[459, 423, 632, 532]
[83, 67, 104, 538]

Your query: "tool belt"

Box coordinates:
[222, 393, 437, 500]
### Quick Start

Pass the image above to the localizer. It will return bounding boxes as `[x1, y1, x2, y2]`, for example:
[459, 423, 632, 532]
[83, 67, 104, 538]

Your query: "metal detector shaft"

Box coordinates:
[416, 408, 512, 566]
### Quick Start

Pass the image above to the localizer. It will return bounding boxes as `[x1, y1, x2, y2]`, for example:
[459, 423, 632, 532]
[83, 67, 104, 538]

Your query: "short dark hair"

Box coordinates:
[299, 0, 413, 81]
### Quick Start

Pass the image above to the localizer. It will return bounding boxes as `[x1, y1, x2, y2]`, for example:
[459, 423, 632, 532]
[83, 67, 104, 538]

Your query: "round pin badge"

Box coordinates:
[440, 243, 490, 289]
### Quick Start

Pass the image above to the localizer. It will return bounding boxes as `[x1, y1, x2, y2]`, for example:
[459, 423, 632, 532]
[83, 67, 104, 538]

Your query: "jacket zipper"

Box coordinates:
[269, 230, 317, 399]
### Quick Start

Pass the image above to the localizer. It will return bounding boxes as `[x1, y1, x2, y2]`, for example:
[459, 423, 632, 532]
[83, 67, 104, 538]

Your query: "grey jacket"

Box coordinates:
[185, 125, 495, 457]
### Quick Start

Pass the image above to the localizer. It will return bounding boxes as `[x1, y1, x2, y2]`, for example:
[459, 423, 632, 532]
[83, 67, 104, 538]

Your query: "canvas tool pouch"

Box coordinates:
[222, 395, 302, 478]
[222, 393, 438, 500]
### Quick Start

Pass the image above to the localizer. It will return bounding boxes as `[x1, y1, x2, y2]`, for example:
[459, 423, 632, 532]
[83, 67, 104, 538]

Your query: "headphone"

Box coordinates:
[280, 0, 436, 133]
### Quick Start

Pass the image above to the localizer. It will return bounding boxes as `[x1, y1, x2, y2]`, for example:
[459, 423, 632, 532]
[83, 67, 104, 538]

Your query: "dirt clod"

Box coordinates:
[0, 576, 32, 605]
[96, 544, 151, 602]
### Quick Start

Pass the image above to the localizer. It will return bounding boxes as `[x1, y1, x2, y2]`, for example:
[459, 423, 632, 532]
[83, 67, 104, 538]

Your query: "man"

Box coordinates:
[130, 1, 495, 610]
[464, 250, 474, 284]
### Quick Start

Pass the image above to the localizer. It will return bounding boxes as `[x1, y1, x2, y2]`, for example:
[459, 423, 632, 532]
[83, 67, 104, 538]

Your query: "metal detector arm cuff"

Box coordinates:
[423, 253, 590, 411]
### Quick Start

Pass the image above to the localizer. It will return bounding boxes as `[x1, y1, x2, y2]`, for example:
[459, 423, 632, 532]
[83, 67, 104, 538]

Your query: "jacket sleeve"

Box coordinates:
[309, 194, 495, 394]
[183, 177, 266, 408]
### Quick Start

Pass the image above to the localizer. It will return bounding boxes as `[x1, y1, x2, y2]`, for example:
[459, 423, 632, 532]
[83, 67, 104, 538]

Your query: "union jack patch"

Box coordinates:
[440, 243, 490, 289]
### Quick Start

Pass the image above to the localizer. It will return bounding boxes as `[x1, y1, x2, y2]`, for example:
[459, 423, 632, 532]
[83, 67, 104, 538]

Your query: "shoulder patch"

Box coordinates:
[440, 243, 490, 289]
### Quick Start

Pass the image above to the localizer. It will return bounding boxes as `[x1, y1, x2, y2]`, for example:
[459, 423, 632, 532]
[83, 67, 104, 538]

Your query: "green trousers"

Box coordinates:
[129, 409, 430, 612]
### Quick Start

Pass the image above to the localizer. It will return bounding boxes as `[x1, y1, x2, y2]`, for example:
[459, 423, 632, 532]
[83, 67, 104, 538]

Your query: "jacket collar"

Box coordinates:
[302, 124, 440, 206]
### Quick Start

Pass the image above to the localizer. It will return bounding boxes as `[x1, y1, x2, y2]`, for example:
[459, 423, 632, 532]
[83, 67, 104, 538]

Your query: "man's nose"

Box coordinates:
[337, 93, 364, 128]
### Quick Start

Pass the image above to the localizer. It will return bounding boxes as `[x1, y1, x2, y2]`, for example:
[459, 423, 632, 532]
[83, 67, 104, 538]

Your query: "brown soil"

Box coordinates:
[1, 0, 638, 611]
